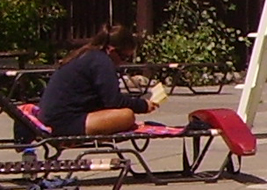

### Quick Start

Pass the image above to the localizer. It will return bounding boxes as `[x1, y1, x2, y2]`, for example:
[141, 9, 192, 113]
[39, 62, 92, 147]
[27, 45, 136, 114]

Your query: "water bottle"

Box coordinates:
[22, 148, 37, 180]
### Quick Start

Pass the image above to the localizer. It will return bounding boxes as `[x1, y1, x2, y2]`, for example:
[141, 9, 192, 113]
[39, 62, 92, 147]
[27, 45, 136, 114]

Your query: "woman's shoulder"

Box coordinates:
[87, 49, 107, 58]
[85, 49, 112, 65]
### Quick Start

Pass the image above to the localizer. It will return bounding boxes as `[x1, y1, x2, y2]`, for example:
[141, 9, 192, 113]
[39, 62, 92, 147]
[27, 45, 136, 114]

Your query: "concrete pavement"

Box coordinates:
[1, 84, 267, 190]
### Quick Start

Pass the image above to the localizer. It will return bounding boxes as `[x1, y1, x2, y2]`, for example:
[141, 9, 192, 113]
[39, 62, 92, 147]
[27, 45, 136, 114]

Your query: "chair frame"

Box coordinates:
[0, 63, 254, 189]
[0, 92, 244, 188]
[0, 62, 229, 104]
[0, 93, 130, 190]
[117, 62, 229, 96]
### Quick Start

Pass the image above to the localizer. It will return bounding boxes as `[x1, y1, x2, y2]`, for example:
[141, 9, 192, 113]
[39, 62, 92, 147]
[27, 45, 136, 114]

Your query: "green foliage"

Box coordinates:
[0, 0, 65, 63]
[137, 0, 250, 68]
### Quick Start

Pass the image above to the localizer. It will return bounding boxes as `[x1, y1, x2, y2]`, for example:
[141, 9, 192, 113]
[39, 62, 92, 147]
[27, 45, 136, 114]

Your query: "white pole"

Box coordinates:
[237, 0, 267, 126]
[109, 0, 113, 26]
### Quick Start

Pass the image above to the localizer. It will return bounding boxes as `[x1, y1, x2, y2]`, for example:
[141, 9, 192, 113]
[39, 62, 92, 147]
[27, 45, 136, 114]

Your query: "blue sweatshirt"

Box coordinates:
[38, 50, 148, 128]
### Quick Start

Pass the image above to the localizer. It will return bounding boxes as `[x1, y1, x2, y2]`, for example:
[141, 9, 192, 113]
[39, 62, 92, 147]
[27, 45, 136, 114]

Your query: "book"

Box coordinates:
[150, 82, 168, 104]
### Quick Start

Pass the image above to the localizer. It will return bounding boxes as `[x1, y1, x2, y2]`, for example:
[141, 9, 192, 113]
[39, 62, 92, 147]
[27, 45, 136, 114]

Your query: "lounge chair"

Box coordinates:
[0, 62, 228, 104]
[0, 92, 256, 189]
[0, 93, 130, 190]
[117, 62, 230, 96]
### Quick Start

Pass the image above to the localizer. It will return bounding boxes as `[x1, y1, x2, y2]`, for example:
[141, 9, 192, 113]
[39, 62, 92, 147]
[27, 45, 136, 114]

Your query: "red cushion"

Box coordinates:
[189, 108, 256, 156]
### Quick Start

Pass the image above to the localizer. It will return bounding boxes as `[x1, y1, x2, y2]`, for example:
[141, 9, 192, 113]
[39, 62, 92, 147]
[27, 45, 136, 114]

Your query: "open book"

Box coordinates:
[150, 82, 168, 104]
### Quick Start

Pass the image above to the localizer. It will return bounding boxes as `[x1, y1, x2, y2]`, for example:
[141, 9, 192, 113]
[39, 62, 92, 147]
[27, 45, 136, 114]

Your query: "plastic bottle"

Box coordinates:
[22, 148, 37, 180]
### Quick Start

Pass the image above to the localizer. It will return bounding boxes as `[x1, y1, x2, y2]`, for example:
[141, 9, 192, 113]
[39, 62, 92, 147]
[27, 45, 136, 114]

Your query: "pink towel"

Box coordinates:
[18, 104, 52, 133]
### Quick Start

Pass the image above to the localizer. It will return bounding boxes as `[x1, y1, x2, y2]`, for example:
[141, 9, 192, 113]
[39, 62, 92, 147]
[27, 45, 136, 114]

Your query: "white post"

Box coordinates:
[237, 0, 267, 126]
[109, 0, 113, 26]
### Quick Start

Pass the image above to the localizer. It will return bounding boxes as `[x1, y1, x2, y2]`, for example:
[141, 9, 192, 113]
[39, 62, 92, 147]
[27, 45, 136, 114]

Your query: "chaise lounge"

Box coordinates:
[0, 91, 257, 189]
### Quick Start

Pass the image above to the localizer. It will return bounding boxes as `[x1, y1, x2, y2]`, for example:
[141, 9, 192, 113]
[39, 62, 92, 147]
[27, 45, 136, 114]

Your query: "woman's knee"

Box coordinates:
[85, 108, 135, 135]
[121, 108, 135, 126]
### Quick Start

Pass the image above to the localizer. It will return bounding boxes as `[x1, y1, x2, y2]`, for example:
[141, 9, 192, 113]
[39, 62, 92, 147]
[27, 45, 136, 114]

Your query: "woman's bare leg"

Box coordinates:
[85, 108, 136, 135]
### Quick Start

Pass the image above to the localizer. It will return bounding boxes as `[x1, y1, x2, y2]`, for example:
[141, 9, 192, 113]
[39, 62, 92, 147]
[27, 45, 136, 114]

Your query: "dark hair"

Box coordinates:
[60, 23, 137, 65]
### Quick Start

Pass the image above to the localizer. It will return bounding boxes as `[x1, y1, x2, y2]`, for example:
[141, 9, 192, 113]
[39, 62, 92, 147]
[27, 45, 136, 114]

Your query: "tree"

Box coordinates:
[0, 0, 65, 63]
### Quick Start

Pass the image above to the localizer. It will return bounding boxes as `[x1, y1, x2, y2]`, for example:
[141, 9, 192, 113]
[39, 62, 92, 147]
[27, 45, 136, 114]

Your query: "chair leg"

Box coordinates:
[112, 159, 130, 190]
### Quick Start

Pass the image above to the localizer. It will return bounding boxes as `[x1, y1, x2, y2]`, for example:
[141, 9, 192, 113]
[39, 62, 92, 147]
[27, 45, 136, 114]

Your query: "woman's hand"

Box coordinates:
[145, 99, 159, 113]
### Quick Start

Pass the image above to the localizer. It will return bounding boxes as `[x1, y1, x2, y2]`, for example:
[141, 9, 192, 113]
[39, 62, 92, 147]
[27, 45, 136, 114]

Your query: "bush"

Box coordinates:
[0, 0, 65, 63]
[137, 0, 250, 67]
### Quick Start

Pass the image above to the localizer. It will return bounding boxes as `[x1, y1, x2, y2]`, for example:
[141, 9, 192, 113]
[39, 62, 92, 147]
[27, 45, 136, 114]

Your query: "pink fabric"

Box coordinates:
[18, 104, 185, 136]
[134, 125, 185, 135]
[18, 104, 52, 133]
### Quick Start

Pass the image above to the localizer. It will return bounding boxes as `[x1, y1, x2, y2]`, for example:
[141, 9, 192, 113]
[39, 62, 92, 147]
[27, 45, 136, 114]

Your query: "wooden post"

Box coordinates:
[136, 0, 153, 35]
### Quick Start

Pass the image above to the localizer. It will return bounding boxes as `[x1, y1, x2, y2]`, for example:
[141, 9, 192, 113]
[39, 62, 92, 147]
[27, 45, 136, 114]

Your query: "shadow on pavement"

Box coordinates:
[76, 171, 267, 188]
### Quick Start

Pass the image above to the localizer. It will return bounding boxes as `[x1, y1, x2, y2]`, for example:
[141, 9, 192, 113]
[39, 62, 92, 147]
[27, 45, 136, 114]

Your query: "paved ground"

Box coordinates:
[1, 84, 267, 190]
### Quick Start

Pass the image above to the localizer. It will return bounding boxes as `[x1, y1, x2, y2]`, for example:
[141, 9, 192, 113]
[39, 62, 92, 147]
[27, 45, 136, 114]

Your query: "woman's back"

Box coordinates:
[38, 50, 116, 125]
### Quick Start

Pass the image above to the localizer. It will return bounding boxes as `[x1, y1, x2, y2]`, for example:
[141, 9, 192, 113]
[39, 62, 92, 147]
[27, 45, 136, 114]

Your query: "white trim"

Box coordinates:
[237, 0, 267, 125]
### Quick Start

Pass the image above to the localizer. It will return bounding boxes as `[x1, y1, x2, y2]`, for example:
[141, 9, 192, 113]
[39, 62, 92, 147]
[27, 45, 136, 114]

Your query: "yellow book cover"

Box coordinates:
[150, 82, 168, 104]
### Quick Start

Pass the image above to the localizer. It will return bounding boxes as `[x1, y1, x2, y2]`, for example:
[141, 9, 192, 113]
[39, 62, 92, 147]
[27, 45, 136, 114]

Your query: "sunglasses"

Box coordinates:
[115, 49, 133, 62]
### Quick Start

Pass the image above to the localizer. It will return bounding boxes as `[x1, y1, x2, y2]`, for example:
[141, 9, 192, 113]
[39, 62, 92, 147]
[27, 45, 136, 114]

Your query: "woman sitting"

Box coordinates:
[37, 23, 158, 136]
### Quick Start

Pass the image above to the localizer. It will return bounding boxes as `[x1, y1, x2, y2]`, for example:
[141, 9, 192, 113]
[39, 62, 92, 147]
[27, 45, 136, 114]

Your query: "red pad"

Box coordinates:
[189, 108, 256, 156]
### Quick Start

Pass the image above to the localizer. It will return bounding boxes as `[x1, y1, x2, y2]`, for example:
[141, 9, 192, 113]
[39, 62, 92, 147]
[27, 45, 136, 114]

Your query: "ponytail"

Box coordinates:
[59, 23, 136, 66]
